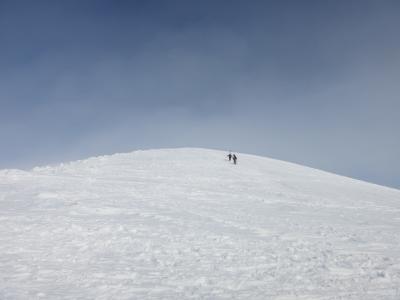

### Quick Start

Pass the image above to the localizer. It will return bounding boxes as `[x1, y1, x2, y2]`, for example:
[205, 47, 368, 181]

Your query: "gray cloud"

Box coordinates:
[0, 0, 399, 188]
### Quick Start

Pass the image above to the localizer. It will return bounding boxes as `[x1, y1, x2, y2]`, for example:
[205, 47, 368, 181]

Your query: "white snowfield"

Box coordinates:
[1, 148, 400, 300]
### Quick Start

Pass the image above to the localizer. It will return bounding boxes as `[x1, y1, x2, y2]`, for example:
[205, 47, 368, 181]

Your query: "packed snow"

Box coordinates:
[1, 148, 400, 299]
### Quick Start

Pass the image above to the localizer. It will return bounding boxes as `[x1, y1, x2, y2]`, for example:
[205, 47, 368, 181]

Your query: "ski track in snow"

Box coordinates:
[1, 148, 400, 299]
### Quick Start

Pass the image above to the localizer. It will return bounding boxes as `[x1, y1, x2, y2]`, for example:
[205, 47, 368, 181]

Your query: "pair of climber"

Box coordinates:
[227, 153, 237, 164]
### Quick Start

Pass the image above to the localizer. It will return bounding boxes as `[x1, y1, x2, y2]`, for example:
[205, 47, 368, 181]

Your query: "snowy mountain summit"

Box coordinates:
[1, 148, 400, 299]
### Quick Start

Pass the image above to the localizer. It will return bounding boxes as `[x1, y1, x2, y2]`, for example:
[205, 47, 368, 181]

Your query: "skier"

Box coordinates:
[227, 153, 232, 161]
[232, 154, 237, 165]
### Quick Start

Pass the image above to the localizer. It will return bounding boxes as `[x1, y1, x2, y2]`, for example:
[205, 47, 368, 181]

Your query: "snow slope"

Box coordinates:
[1, 148, 400, 299]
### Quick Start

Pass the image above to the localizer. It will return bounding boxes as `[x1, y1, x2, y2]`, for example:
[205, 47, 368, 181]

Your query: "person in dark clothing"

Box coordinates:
[227, 153, 232, 161]
[232, 154, 237, 165]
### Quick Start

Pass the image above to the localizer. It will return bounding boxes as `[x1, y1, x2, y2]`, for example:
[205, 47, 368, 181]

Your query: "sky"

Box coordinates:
[0, 0, 399, 189]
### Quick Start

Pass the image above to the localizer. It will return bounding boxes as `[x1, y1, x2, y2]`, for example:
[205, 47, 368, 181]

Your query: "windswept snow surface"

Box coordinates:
[1, 148, 400, 299]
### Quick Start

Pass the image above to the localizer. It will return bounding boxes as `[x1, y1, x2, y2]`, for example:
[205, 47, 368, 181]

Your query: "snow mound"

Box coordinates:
[1, 148, 400, 299]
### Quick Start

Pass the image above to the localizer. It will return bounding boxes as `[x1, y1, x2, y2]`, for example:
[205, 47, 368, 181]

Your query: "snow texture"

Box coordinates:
[1, 148, 400, 299]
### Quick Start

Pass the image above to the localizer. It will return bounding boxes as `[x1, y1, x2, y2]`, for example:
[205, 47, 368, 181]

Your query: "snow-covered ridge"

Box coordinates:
[1, 148, 400, 299]
[21, 147, 392, 189]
